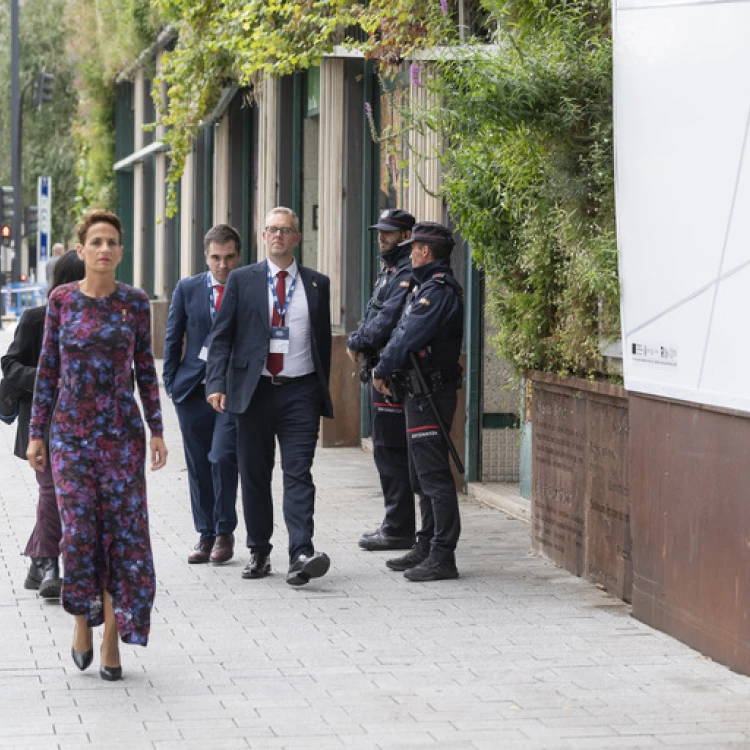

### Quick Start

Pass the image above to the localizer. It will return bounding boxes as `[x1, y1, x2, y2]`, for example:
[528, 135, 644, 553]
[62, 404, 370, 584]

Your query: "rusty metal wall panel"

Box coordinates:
[584, 397, 632, 600]
[531, 383, 586, 576]
[530, 373, 631, 601]
[630, 393, 750, 675]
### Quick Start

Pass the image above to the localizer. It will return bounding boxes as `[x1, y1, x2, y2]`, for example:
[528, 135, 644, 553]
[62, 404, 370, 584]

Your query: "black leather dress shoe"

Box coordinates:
[71, 646, 94, 671]
[286, 552, 330, 586]
[358, 529, 414, 551]
[100, 665, 123, 681]
[24, 558, 44, 590]
[242, 551, 271, 579]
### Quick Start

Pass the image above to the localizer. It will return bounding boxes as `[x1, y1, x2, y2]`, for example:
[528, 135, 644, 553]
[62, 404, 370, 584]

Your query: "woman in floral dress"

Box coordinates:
[27, 209, 167, 681]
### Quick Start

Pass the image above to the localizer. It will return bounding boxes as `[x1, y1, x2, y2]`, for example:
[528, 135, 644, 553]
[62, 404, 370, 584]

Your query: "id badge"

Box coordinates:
[269, 326, 290, 354]
[198, 334, 211, 362]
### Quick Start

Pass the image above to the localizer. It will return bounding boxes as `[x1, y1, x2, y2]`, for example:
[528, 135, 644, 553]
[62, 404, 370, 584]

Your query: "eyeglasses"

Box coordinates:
[265, 226, 296, 236]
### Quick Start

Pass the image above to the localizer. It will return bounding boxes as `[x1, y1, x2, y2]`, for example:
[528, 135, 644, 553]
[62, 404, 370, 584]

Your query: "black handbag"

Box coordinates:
[0, 377, 22, 425]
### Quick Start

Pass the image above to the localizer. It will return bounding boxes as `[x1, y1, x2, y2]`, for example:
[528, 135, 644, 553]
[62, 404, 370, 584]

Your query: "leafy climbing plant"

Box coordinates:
[152, 0, 456, 212]
[426, 0, 618, 376]
[65, 0, 161, 213]
[60, 0, 617, 378]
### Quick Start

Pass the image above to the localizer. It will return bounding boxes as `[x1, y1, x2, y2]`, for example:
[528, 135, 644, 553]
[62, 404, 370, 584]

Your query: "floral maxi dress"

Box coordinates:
[30, 282, 163, 646]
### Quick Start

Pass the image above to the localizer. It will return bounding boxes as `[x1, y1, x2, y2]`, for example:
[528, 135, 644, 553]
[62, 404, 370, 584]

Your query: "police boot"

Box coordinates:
[385, 540, 430, 572]
[404, 557, 459, 582]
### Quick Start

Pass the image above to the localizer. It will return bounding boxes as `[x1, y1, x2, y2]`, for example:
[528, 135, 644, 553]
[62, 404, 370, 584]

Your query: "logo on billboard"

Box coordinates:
[630, 341, 678, 367]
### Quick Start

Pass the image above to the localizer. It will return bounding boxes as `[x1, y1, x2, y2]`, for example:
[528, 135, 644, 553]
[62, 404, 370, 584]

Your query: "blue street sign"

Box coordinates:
[38, 176, 51, 265]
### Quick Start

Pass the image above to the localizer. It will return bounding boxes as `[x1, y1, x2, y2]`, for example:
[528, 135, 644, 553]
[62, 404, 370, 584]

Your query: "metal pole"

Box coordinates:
[10, 0, 22, 283]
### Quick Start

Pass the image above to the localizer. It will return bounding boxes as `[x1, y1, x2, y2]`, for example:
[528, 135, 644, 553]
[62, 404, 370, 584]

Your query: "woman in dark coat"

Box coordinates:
[1, 250, 85, 598]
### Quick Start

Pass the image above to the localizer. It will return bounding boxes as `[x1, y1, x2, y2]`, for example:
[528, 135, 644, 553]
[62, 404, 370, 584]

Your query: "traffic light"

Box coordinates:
[35, 71, 54, 108]
[0, 186, 14, 226]
[24, 205, 38, 237]
[0, 224, 10, 244]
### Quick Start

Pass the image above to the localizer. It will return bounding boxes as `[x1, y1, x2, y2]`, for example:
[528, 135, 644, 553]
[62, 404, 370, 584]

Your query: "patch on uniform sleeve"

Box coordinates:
[418, 297, 431, 306]
[400, 280, 411, 288]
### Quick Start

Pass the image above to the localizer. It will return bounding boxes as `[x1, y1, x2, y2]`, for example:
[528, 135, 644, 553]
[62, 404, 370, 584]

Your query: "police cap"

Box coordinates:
[368, 208, 416, 232]
[398, 221, 455, 247]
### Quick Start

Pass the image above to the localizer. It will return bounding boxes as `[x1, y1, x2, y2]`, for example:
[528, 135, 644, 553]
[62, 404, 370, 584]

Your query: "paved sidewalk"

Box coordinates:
[2, 325, 750, 749]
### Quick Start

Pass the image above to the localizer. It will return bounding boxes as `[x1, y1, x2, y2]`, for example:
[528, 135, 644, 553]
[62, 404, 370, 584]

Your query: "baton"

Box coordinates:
[408, 351, 464, 474]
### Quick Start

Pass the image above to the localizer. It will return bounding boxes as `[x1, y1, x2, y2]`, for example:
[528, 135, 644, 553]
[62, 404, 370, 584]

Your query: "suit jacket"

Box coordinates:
[0, 305, 46, 459]
[205, 261, 333, 418]
[163, 272, 214, 404]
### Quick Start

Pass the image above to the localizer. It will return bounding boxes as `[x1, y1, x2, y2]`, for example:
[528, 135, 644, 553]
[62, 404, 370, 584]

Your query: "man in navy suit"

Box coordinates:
[163, 224, 241, 565]
[206, 207, 333, 586]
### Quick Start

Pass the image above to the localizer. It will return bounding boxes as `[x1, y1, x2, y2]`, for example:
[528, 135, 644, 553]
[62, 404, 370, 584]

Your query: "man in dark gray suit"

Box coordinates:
[163, 224, 241, 565]
[206, 207, 333, 586]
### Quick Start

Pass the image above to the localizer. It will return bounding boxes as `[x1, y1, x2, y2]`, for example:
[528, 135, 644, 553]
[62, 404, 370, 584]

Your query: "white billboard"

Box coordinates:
[614, 0, 750, 413]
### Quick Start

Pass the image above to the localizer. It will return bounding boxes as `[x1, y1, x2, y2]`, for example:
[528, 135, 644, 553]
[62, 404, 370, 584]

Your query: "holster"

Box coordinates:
[405, 368, 461, 396]
[387, 374, 407, 404]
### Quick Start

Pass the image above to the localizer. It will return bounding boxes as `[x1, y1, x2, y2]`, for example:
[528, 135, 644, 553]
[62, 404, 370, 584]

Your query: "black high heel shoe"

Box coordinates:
[71, 646, 93, 671]
[99, 664, 123, 681]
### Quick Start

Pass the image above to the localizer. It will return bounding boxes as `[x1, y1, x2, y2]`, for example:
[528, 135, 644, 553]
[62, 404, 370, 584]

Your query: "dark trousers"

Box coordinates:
[24, 461, 62, 558]
[236, 375, 321, 562]
[175, 388, 238, 539]
[405, 388, 461, 564]
[368, 382, 415, 537]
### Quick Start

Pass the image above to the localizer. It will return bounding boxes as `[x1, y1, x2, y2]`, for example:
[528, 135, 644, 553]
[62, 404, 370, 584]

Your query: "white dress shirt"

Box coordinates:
[262, 259, 315, 377]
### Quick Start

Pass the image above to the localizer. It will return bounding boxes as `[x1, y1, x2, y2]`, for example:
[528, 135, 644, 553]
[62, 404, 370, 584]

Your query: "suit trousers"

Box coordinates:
[235, 374, 321, 562]
[405, 388, 461, 565]
[174, 388, 238, 539]
[368, 382, 415, 537]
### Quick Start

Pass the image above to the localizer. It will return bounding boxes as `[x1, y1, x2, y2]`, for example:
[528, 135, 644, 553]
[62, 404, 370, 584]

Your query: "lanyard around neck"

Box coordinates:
[267, 266, 297, 323]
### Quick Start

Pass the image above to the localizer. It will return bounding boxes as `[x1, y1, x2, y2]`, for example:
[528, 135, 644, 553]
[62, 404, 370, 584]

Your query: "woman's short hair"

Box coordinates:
[50, 249, 85, 293]
[77, 210, 123, 245]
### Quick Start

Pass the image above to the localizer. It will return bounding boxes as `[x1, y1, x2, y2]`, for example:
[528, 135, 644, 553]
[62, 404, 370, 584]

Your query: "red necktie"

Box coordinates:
[266, 270, 288, 376]
[215, 285, 224, 312]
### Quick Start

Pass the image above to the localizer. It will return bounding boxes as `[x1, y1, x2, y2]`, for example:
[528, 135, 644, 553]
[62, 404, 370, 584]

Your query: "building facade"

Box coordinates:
[112, 48, 521, 488]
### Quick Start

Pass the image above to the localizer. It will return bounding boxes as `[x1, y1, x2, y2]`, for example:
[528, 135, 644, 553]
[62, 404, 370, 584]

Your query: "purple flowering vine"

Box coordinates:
[440, 0, 449, 15]
[364, 102, 378, 142]
[410, 63, 424, 87]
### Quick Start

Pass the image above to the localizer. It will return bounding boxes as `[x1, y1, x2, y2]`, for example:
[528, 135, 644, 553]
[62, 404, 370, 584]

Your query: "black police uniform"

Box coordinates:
[348, 210, 416, 546]
[374, 255, 464, 577]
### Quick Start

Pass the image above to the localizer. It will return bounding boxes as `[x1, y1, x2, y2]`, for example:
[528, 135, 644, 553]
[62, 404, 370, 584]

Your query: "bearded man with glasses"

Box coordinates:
[206, 207, 334, 587]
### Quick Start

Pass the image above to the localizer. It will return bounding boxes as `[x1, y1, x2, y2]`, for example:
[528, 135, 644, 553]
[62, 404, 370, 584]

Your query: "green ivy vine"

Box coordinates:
[153, 0, 456, 213]
[427, 0, 618, 377]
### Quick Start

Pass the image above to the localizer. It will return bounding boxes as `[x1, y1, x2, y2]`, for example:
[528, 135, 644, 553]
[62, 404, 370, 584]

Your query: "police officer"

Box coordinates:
[347, 208, 417, 551]
[372, 222, 464, 581]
